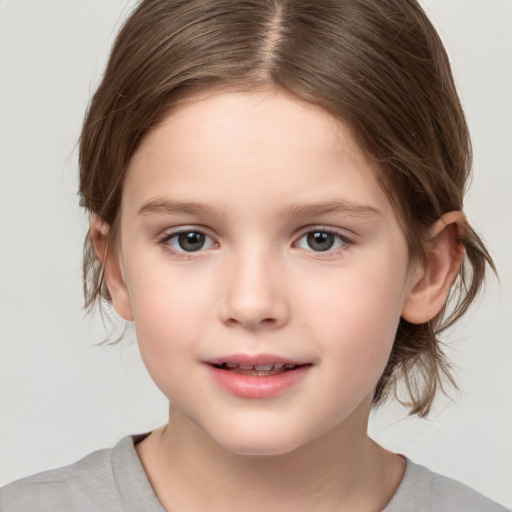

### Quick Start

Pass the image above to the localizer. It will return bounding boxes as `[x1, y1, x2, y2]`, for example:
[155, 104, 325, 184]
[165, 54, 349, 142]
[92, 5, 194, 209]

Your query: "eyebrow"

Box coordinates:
[138, 198, 380, 220]
[138, 198, 220, 217]
[278, 200, 381, 219]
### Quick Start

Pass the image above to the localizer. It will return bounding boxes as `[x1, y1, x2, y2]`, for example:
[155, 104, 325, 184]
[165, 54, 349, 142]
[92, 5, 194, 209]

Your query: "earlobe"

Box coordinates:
[401, 211, 466, 325]
[89, 216, 134, 321]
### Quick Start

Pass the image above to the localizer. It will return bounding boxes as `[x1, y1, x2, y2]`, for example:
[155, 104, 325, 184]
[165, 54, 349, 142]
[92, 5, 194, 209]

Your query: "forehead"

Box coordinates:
[122, 88, 394, 220]
[132, 87, 359, 165]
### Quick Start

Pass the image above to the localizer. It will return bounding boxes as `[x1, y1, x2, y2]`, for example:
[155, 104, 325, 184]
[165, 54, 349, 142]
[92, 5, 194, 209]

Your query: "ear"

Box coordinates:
[401, 211, 465, 324]
[89, 216, 134, 321]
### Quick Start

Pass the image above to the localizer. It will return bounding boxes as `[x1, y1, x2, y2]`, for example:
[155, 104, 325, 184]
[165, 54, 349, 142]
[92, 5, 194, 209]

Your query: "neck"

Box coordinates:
[136, 404, 404, 512]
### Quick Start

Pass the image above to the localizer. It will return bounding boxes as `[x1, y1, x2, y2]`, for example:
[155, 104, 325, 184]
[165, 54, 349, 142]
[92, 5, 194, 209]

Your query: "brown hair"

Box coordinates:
[79, 0, 495, 417]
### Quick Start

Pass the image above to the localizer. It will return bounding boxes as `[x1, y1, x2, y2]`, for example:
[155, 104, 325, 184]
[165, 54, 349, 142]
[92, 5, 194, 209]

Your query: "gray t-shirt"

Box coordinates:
[0, 434, 508, 511]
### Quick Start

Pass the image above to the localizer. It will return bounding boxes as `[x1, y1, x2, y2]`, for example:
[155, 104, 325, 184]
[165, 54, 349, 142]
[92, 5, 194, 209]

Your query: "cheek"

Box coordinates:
[125, 267, 214, 382]
[128, 260, 212, 328]
[305, 256, 409, 375]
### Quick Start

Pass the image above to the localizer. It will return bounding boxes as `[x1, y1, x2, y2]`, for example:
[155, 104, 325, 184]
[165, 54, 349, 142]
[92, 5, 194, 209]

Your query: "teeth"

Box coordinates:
[254, 364, 274, 371]
[217, 362, 302, 371]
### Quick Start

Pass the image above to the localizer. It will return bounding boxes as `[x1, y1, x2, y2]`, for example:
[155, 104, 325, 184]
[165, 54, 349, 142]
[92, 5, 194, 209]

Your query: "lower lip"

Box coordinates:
[206, 365, 310, 399]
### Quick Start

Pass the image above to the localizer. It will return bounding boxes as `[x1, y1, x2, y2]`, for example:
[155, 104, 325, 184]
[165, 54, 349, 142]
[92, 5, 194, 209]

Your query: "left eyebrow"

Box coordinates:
[278, 200, 381, 219]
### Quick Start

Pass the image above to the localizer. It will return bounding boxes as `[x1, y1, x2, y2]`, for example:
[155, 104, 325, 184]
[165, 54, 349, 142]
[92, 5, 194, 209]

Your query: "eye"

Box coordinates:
[295, 229, 349, 252]
[161, 230, 216, 253]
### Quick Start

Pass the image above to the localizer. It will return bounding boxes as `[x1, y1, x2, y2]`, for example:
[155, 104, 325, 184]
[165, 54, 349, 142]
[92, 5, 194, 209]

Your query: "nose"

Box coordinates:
[218, 249, 290, 330]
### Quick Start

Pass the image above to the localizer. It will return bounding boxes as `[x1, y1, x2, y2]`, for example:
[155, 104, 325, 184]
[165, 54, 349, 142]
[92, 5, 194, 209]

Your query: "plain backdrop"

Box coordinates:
[0, 0, 511, 506]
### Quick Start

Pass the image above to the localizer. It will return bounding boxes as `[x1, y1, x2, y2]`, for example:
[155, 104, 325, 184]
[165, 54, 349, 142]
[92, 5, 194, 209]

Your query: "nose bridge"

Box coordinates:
[219, 243, 289, 329]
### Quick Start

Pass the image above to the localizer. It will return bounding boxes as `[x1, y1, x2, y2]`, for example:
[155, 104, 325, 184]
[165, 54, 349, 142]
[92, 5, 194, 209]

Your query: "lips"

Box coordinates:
[205, 355, 311, 398]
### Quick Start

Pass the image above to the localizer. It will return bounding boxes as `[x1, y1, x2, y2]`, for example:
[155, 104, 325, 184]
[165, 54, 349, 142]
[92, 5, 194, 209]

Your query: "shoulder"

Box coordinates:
[0, 435, 162, 512]
[385, 458, 510, 512]
[0, 443, 117, 512]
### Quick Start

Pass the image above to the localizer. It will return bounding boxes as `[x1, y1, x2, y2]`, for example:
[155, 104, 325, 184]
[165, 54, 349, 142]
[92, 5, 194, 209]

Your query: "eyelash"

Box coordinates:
[157, 226, 354, 258]
[293, 227, 353, 257]
[157, 227, 217, 258]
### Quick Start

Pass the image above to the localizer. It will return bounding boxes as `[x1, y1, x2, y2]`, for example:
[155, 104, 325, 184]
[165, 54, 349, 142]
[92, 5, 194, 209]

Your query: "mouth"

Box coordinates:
[205, 355, 312, 398]
[209, 362, 306, 376]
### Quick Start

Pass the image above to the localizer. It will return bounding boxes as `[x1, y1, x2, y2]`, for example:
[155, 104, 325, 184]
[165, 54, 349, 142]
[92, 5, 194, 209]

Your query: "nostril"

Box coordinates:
[225, 316, 278, 329]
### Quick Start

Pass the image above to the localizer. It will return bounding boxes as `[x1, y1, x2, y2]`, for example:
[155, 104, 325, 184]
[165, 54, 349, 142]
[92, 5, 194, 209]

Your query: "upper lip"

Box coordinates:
[204, 354, 307, 367]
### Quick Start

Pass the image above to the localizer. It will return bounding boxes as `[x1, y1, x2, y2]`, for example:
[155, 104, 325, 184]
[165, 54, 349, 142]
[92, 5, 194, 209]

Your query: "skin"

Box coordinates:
[92, 88, 464, 511]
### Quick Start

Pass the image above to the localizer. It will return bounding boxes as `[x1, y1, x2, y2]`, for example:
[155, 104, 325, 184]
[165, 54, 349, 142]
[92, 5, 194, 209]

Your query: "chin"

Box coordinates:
[209, 425, 313, 457]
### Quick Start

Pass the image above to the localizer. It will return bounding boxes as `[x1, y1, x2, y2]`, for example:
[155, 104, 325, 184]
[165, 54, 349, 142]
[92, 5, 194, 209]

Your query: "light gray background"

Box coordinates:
[0, 0, 511, 506]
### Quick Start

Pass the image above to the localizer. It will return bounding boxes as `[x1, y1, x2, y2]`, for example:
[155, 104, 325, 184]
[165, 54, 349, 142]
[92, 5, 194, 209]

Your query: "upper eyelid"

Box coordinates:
[157, 224, 354, 244]
[293, 225, 354, 240]
[159, 225, 216, 239]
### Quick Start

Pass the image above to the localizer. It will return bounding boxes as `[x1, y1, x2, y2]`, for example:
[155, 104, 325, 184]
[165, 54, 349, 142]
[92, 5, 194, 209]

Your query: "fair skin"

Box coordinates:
[92, 89, 464, 512]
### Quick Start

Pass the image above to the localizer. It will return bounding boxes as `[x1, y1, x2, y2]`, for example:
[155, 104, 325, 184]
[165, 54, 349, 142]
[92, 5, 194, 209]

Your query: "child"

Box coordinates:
[1, 0, 509, 510]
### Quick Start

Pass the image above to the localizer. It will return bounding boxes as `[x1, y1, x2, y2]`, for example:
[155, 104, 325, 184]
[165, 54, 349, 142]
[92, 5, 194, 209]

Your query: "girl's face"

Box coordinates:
[112, 89, 418, 455]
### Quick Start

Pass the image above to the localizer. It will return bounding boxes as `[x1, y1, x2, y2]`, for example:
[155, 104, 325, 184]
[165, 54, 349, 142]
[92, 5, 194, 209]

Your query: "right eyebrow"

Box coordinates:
[278, 200, 381, 219]
[138, 198, 221, 218]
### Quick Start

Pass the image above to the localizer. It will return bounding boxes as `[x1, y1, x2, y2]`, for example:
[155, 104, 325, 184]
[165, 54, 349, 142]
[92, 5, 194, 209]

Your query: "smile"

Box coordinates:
[205, 356, 311, 399]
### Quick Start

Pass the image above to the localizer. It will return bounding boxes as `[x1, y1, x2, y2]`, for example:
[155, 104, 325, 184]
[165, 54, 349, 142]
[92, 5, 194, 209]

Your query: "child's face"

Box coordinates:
[111, 89, 419, 455]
